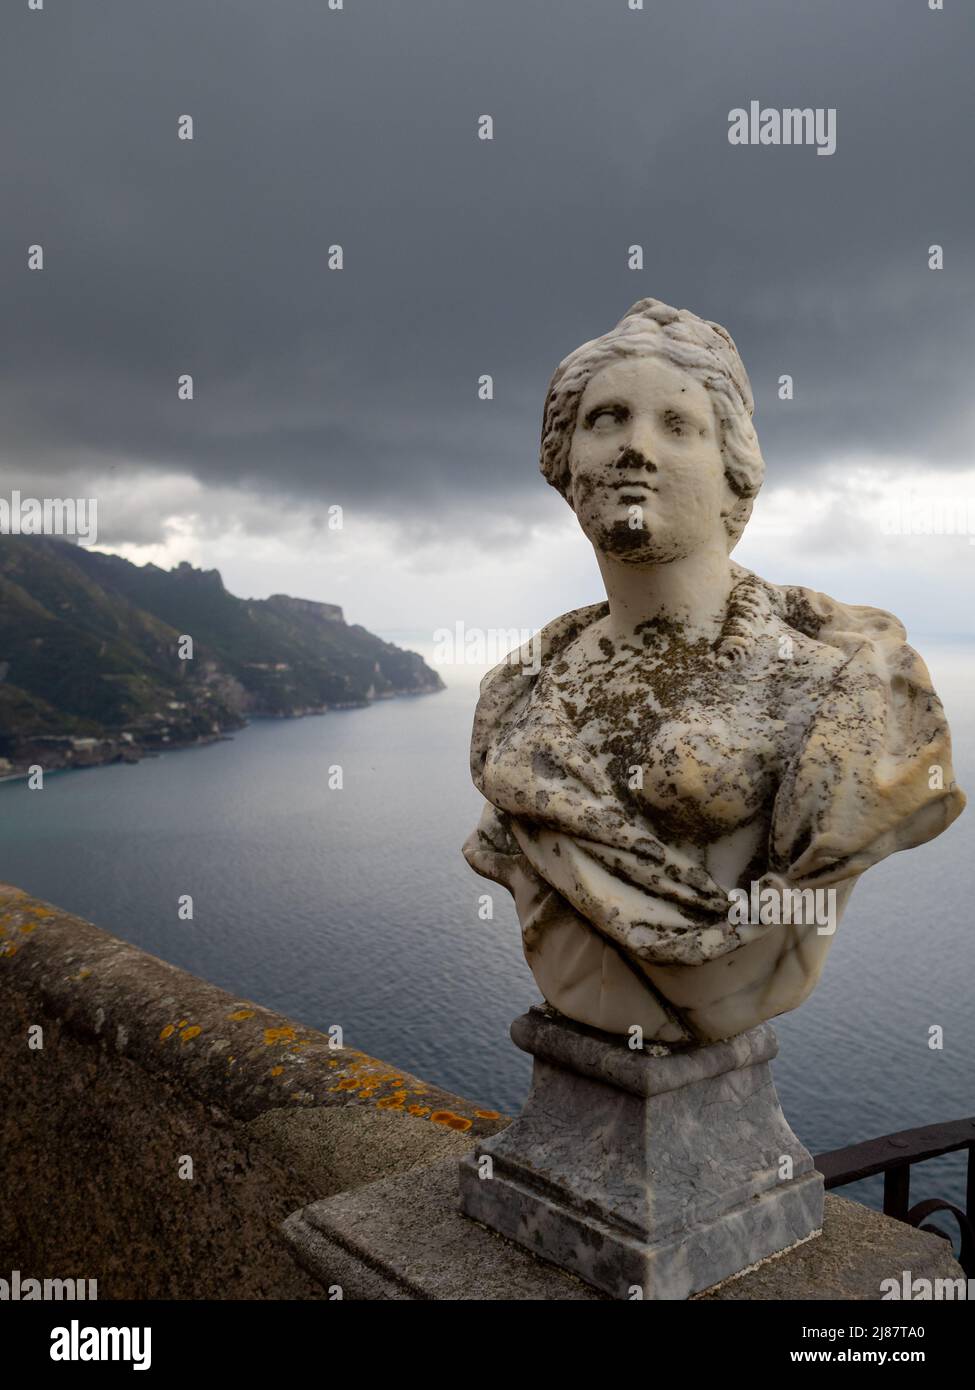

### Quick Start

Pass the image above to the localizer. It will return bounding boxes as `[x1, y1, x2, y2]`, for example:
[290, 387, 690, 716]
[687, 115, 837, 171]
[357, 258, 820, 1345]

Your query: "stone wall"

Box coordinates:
[0, 883, 505, 1299]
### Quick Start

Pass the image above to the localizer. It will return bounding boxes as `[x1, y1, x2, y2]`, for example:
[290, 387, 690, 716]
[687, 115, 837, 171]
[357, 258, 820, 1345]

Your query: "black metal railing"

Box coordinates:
[816, 1116, 975, 1277]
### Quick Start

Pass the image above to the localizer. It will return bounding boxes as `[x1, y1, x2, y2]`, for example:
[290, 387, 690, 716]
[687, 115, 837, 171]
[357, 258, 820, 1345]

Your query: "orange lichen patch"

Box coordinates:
[376, 1091, 408, 1111]
[263, 1026, 297, 1046]
[75, 968, 92, 980]
[269, 1065, 284, 1077]
[1, 943, 19, 957]
[345, 1061, 400, 1081]
[338, 1050, 392, 1071]
[177, 1019, 187, 1029]
[323, 1054, 443, 1108]
[474, 1109, 501, 1120]
[179, 1025, 202, 1043]
[18, 922, 40, 935]
[159, 1024, 176, 1041]
[407, 1105, 430, 1117]
[430, 1111, 473, 1133]
[226, 1055, 236, 1066]
[228, 1008, 254, 1022]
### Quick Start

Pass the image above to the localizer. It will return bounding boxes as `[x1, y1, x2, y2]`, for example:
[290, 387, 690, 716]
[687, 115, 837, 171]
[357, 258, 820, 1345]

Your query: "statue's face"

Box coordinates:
[567, 356, 737, 564]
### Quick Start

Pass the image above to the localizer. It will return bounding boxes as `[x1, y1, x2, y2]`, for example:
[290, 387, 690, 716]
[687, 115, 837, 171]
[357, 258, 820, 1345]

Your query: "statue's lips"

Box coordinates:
[605, 480, 658, 504]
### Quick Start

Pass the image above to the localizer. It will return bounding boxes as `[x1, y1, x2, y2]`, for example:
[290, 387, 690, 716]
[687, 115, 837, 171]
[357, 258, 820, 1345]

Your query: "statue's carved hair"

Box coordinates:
[540, 298, 765, 548]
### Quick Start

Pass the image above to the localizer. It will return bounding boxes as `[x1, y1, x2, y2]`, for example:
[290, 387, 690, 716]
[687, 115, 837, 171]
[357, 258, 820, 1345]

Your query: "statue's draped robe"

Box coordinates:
[463, 569, 964, 1042]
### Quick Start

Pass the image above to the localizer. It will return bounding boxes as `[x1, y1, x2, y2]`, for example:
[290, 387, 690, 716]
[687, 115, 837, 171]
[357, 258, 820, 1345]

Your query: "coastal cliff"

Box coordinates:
[0, 537, 443, 778]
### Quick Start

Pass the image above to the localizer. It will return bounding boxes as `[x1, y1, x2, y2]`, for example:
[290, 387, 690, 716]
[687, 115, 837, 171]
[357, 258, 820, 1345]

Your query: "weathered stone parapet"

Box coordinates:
[0, 883, 503, 1134]
[0, 883, 504, 1299]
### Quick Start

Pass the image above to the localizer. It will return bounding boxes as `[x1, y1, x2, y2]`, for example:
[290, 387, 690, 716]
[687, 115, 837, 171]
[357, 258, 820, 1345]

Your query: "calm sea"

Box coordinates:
[2, 641, 973, 1223]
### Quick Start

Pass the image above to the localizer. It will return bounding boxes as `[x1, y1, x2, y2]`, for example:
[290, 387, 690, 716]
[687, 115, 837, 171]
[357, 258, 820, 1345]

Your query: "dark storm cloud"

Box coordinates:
[2, 0, 973, 541]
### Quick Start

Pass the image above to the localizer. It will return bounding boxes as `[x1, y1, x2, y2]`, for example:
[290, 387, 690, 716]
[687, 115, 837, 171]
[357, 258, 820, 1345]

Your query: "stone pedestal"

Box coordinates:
[280, 1004, 968, 1302]
[282, 1161, 966, 1301]
[457, 1006, 823, 1299]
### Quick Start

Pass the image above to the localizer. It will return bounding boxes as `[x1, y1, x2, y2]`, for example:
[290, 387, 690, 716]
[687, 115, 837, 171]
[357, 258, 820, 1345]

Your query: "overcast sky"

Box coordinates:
[2, 0, 974, 663]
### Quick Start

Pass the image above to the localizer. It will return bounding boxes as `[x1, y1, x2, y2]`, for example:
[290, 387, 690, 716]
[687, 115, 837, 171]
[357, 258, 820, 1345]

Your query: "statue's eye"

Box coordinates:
[587, 405, 628, 431]
[662, 409, 687, 436]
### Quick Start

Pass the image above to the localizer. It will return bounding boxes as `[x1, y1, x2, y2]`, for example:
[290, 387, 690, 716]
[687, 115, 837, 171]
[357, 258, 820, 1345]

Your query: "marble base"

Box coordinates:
[457, 1006, 823, 1299]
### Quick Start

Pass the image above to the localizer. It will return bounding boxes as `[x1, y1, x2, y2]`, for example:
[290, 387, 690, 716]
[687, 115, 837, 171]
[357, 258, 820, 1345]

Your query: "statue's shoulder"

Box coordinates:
[470, 602, 608, 776]
[736, 565, 908, 651]
[537, 601, 611, 654]
[778, 583, 906, 649]
[476, 602, 608, 701]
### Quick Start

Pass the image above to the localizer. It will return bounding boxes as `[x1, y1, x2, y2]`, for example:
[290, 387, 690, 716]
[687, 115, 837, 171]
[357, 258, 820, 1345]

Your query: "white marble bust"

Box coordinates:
[464, 298, 965, 1045]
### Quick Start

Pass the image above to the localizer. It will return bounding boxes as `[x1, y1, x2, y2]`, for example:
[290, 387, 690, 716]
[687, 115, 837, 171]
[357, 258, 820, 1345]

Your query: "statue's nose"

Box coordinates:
[615, 444, 657, 473]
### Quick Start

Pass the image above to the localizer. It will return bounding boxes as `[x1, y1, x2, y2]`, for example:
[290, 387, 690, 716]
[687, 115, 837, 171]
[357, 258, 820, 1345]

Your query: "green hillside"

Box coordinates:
[0, 537, 443, 773]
